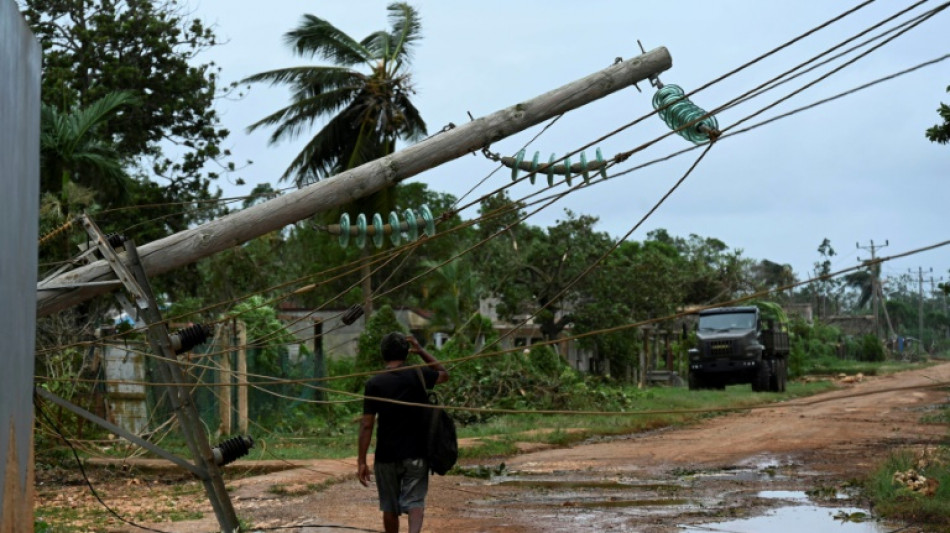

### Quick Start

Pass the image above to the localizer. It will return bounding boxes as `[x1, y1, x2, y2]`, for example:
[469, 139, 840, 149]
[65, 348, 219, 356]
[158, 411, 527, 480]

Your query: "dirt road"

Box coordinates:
[51, 362, 950, 532]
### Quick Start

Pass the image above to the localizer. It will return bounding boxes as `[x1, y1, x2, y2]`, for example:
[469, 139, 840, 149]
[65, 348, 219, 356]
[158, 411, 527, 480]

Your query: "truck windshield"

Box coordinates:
[698, 312, 755, 331]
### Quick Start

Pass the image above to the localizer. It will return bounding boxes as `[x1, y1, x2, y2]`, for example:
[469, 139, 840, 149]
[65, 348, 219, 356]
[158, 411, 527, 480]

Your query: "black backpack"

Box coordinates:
[416, 370, 458, 475]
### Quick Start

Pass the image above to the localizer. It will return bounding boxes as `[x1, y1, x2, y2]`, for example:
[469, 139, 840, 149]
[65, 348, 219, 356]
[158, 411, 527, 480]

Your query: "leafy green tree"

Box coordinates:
[519, 211, 614, 341]
[812, 238, 841, 317]
[926, 85, 950, 144]
[471, 192, 543, 302]
[26, 0, 234, 283]
[574, 239, 687, 374]
[748, 259, 796, 299]
[648, 229, 749, 304]
[22, 0, 235, 187]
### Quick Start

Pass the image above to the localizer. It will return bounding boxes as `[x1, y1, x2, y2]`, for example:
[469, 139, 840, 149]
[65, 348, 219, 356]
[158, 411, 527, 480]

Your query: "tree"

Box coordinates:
[491, 211, 613, 341]
[22, 0, 235, 194]
[420, 257, 481, 335]
[926, 85, 950, 144]
[573, 239, 687, 374]
[244, 2, 428, 316]
[812, 238, 840, 317]
[647, 230, 749, 304]
[244, 2, 427, 185]
[40, 91, 137, 203]
[748, 259, 796, 298]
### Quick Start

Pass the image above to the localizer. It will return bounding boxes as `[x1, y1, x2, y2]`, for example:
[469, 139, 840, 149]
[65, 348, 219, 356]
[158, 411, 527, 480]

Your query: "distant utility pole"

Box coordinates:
[931, 275, 948, 339]
[36, 46, 673, 317]
[857, 239, 888, 338]
[911, 266, 932, 357]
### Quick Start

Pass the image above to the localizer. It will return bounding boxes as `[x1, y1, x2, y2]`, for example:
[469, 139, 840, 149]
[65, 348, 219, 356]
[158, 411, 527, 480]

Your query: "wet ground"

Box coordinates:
[459, 458, 902, 532]
[40, 362, 950, 532]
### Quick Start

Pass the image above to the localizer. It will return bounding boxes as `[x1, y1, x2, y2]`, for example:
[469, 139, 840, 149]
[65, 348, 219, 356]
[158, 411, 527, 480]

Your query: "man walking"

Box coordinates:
[358, 332, 449, 533]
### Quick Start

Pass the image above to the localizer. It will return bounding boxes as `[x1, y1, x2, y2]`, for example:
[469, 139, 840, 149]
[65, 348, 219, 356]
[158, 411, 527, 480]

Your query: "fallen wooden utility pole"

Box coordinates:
[36, 47, 672, 317]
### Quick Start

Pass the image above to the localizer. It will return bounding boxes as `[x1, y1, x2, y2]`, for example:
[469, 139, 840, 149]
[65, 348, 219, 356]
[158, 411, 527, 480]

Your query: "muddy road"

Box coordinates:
[51, 362, 950, 532]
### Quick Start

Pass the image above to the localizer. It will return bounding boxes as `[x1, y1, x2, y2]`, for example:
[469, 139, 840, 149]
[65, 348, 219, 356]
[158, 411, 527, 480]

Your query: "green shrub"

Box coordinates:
[858, 334, 886, 362]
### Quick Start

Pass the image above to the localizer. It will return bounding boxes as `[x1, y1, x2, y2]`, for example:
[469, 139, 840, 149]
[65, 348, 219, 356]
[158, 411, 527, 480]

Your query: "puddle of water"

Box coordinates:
[682, 504, 893, 533]
[563, 498, 689, 508]
[495, 479, 681, 492]
[758, 490, 810, 501]
[496, 480, 631, 490]
[691, 468, 785, 482]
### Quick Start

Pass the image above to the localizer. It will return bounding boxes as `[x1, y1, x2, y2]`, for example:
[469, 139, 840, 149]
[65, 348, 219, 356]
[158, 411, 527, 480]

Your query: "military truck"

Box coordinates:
[687, 306, 789, 392]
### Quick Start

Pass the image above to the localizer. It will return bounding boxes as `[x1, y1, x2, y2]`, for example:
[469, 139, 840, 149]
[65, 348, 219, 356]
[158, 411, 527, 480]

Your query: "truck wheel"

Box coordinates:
[778, 359, 787, 392]
[768, 359, 782, 392]
[753, 361, 771, 392]
[688, 371, 703, 390]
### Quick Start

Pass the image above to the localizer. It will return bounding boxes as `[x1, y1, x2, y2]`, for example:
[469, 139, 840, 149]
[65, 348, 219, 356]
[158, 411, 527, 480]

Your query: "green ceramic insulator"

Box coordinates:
[389, 211, 401, 245]
[404, 208, 418, 242]
[420, 204, 436, 237]
[339, 213, 350, 248]
[372, 213, 384, 248]
[355, 213, 367, 248]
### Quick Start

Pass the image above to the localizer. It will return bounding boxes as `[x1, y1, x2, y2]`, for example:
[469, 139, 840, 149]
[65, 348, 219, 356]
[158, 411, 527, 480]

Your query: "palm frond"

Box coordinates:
[361, 30, 394, 60]
[392, 90, 427, 141]
[387, 2, 422, 61]
[241, 65, 358, 89]
[285, 14, 370, 66]
[247, 87, 361, 143]
[281, 106, 365, 183]
[70, 91, 138, 151]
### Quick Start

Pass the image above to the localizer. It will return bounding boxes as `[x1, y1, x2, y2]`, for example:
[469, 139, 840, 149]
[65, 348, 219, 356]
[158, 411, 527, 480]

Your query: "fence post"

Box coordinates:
[236, 320, 248, 435]
[217, 323, 232, 437]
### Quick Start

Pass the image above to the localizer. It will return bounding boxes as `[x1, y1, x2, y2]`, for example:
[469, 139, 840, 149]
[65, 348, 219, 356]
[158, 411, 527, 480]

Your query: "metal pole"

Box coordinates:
[36, 47, 674, 316]
[34, 387, 205, 478]
[123, 240, 241, 531]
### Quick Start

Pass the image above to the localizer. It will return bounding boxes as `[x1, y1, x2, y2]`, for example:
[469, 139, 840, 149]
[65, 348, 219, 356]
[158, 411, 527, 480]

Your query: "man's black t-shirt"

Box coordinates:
[363, 366, 438, 463]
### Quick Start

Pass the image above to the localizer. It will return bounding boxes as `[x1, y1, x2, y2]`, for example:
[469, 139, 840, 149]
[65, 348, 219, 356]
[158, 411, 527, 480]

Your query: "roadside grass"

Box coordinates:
[454, 379, 836, 456]
[33, 499, 202, 533]
[127, 378, 841, 465]
[801, 356, 922, 378]
[866, 447, 950, 532]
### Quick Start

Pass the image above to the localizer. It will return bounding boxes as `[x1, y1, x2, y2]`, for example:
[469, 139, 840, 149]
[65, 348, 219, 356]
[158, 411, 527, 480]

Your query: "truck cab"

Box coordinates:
[688, 306, 788, 392]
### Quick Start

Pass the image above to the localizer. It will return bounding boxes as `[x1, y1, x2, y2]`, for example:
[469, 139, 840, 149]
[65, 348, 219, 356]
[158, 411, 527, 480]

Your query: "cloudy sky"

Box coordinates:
[192, 1, 948, 286]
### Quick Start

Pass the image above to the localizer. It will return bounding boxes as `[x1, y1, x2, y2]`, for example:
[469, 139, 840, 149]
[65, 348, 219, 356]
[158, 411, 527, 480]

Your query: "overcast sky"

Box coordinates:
[192, 1, 949, 288]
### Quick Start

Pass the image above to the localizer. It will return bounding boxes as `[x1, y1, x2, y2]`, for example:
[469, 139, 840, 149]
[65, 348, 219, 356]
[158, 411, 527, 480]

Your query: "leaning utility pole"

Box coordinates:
[36, 47, 673, 316]
[857, 239, 888, 338]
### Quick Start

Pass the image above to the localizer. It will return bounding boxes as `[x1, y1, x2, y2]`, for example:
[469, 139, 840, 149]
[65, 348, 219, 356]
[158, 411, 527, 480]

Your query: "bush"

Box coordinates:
[527, 344, 564, 377]
[858, 334, 886, 362]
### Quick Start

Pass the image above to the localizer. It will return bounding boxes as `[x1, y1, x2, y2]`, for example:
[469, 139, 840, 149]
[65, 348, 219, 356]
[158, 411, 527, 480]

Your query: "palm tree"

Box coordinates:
[244, 2, 427, 186]
[40, 91, 138, 203]
[421, 258, 482, 336]
[244, 3, 428, 317]
[844, 269, 874, 309]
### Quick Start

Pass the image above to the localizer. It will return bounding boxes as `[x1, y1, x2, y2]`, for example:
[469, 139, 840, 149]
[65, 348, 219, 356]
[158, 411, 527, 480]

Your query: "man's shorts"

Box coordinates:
[373, 458, 429, 514]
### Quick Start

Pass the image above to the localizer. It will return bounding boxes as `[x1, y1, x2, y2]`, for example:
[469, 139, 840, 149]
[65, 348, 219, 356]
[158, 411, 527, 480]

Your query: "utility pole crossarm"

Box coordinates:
[36, 47, 672, 317]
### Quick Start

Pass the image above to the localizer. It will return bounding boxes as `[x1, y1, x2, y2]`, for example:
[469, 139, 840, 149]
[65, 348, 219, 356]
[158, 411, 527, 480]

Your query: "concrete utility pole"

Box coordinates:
[911, 266, 932, 357]
[857, 239, 888, 338]
[36, 47, 673, 317]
